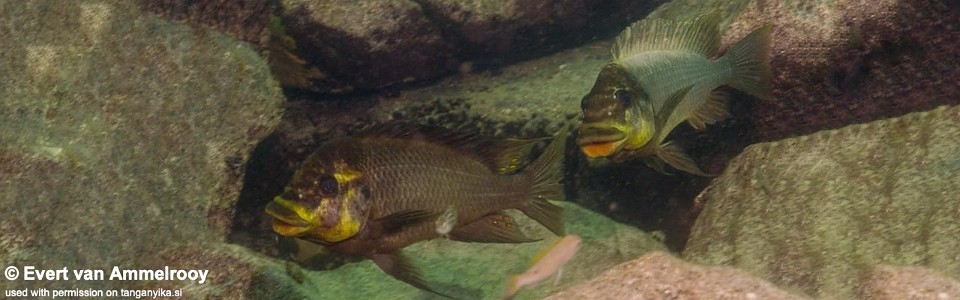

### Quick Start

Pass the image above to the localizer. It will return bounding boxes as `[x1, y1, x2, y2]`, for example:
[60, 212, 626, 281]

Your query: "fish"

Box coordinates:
[264, 125, 569, 296]
[577, 11, 774, 175]
[502, 235, 583, 300]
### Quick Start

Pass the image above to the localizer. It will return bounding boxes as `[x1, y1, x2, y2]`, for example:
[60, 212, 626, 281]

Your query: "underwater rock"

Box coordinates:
[141, 0, 274, 46]
[416, 0, 660, 63]
[0, 0, 282, 293]
[684, 105, 960, 298]
[276, 0, 662, 94]
[279, 0, 456, 92]
[652, 0, 960, 142]
[548, 251, 807, 299]
[862, 265, 960, 299]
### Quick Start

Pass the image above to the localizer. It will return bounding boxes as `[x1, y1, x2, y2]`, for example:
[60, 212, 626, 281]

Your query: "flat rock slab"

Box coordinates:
[548, 251, 807, 300]
[684, 105, 960, 298]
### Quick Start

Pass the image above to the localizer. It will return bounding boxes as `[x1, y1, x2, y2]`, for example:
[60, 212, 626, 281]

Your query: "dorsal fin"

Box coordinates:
[356, 123, 546, 174]
[612, 10, 722, 61]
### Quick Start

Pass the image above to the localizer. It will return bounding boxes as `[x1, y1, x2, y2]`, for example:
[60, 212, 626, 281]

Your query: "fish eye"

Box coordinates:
[614, 89, 631, 106]
[360, 186, 371, 199]
[317, 175, 339, 196]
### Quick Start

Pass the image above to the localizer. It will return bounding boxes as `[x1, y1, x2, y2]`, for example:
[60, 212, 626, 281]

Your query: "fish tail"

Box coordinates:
[725, 24, 775, 101]
[502, 275, 521, 300]
[520, 126, 568, 236]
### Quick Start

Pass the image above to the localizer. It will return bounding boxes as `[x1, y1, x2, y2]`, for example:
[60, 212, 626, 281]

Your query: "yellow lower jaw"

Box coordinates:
[315, 218, 361, 242]
[272, 220, 313, 237]
[266, 197, 319, 237]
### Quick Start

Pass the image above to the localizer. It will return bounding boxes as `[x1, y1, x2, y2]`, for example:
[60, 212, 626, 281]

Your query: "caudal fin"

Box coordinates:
[725, 24, 775, 101]
[502, 275, 521, 300]
[520, 126, 568, 236]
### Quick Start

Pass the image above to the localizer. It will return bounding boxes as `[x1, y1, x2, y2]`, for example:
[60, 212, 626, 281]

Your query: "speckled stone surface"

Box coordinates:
[142, 0, 274, 46]
[684, 105, 960, 299]
[278, 0, 455, 92]
[548, 251, 808, 300]
[0, 0, 282, 293]
[653, 0, 960, 142]
[862, 265, 960, 299]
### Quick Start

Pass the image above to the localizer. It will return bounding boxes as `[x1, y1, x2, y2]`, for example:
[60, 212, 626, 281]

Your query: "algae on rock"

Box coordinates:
[0, 0, 283, 294]
[684, 105, 960, 298]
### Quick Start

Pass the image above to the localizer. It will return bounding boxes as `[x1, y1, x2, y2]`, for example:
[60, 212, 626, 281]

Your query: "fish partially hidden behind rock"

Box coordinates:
[577, 11, 774, 175]
[265, 125, 569, 296]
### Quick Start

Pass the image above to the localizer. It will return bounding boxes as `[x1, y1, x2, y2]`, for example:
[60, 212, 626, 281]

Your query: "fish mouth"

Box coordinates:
[577, 125, 627, 158]
[265, 197, 316, 237]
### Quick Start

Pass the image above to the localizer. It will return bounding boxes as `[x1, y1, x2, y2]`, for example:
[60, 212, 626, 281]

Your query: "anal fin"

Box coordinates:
[448, 212, 539, 243]
[518, 198, 565, 236]
[370, 253, 451, 298]
[687, 89, 731, 131]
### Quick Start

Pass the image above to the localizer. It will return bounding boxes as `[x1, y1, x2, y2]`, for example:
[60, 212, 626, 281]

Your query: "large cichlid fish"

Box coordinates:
[577, 11, 774, 175]
[265, 126, 568, 296]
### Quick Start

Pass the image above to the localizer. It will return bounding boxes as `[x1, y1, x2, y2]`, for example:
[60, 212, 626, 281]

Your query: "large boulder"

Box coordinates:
[684, 105, 960, 298]
[548, 251, 807, 299]
[652, 0, 960, 142]
[278, 0, 457, 93]
[276, 0, 661, 93]
[141, 0, 274, 46]
[0, 0, 283, 294]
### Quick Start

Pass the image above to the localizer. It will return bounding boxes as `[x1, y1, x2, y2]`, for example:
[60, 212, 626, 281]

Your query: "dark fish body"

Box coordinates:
[265, 126, 568, 295]
[311, 136, 559, 252]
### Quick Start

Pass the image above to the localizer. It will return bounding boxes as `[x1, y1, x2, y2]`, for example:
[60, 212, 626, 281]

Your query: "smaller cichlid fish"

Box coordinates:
[577, 11, 774, 175]
[502, 235, 583, 300]
[265, 125, 569, 296]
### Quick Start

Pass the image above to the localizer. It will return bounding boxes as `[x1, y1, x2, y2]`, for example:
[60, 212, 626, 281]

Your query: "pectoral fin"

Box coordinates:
[656, 141, 712, 176]
[377, 210, 438, 233]
[448, 212, 539, 243]
[641, 157, 672, 175]
[654, 85, 695, 133]
[370, 253, 451, 298]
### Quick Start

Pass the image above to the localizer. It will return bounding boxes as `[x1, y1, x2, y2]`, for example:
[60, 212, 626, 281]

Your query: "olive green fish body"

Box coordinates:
[622, 52, 732, 142]
[578, 11, 774, 175]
